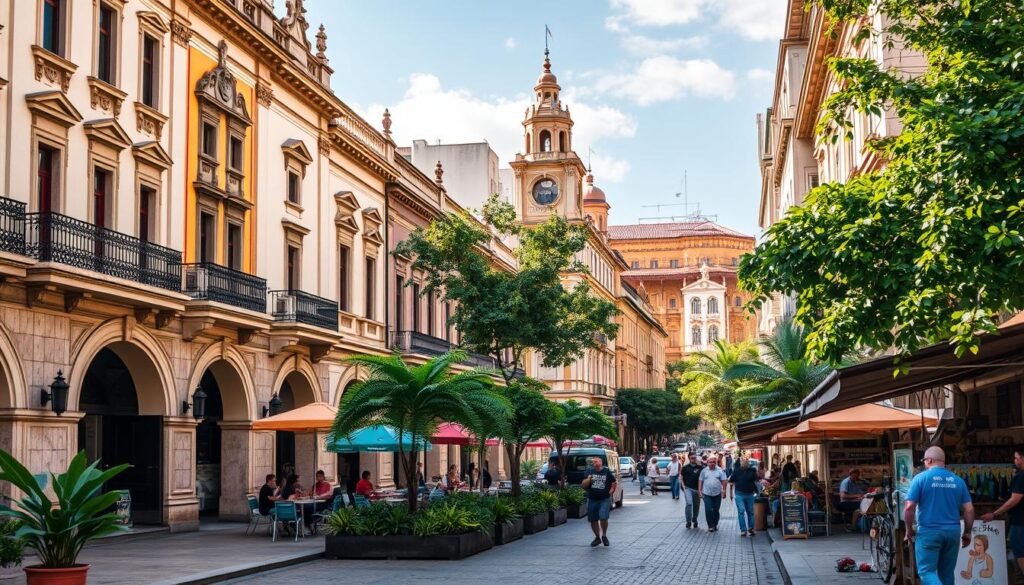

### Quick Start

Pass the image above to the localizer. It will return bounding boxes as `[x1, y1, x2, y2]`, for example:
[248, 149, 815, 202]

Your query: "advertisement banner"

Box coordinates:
[956, 520, 1007, 585]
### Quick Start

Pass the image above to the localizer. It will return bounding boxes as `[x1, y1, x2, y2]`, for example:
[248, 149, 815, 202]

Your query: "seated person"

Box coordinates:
[355, 470, 374, 498]
[313, 470, 333, 500]
[258, 473, 280, 515]
[837, 468, 866, 530]
[280, 474, 301, 500]
[544, 461, 562, 486]
[444, 465, 462, 491]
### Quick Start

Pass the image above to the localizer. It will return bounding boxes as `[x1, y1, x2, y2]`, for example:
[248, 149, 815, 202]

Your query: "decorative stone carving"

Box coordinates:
[280, 0, 311, 50]
[255, 82, 273, 107]
[87, 77, 127, 116]
[434, 160, 444, 185]
[195, 41, 251, 124]
[32, 46, 76, 93]
[381, 108, 392, 139]
[317, 134, 331, 157]
[315, 24, 327, 59]
[170, 19, 192, 47]
[135, 102, 168, 140]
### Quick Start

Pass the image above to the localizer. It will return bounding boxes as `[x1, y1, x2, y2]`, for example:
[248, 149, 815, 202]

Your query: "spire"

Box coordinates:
[535, 46, 559, 93]
[434, 160, 444, 186]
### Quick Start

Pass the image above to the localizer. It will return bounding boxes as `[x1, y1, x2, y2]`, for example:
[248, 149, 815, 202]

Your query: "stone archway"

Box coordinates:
[0, 323, 26, 410]
[270, 358, 322, 486]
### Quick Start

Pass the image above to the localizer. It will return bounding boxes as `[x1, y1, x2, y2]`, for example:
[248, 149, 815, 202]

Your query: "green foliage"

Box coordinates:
[616, 388, 698, 452]
[327, 498, 495, 537]
[513, 492, 548, 516]
[740, 0, 1024, 363]
[328, 352, 510, 512]
[0, 450, 129, 568]
[394, 194, 619, 382]
[697, 432, 716, 448]
[558, 486, 586, 506]
[548, 400, 617, 487]
[677, 341, 758, 439]
[519, 459, 542, 479]
[413, 502, 484, 537]
[481, 497, 521, 526]
[537, 489, 561, 511]
[0, 520, 23, 569]
[499, 378, 557, 496]
[325, 506, 361, 536]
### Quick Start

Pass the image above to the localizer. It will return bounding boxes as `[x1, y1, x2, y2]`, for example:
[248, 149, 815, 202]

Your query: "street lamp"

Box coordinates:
[40, 371, 69, 416]
[182, 386, 207, 420]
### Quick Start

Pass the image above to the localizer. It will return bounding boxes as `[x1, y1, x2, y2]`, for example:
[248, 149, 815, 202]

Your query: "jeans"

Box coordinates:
[1010, 524, 1024, 558]
[915, 529, 961, 585]
[669, 475, 680, 498]
[735, 492, 755, 532]
[703, 493, 722, 528]
[684, 487, 701, 524]
[639, 476, 647, 492]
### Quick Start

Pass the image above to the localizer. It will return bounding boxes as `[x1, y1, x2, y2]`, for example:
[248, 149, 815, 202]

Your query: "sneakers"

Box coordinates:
[602, 536, 610, 547]
[685, 522, 691, 529]
[590, 537, 602, 547]
[747, 530, 755, 537]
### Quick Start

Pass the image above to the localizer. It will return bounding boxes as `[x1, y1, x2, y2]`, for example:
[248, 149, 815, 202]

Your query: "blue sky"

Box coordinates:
[303, 0, 784, 235]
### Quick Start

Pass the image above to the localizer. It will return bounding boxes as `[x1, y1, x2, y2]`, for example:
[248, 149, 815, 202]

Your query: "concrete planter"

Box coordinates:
[493, 518, 524, 545]
[325, 531, 493, 560]
[522, 512, 549, 534]
[548, 507, 567, 527]
[565, 502, 587, 519]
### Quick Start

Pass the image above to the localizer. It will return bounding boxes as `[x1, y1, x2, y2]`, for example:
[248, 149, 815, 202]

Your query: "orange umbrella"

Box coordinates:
[251, 401, 337, 431]
[770, 403, 937, 445]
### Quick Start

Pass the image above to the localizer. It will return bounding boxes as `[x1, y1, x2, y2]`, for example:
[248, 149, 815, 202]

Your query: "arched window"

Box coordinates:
[525, 133, 531, 154]
[691, 325, 701, 346]
[669, 297, 677, 309]
[735, 295, 742, 307]
[708, 297, 719, 314]
[690, 297, 701, 314]
[708, 325, 719, 343]
[559, 131, 567, 152]
[539, 130, 552, 152]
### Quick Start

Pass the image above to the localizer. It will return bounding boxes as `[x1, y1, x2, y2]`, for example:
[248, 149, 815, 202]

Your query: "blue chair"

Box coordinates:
[312, 495, 344, 534]
[245, 495, 274, 536]
[272, 501, 304, 542]
[354, 495, 370, 508]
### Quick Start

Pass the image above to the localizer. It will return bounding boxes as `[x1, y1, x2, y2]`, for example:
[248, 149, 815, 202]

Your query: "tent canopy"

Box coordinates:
[251, 402, 337, 432]
[432, 423, 474, 445]
[328, 425, 432, 453]
[770, 403, 937, 445]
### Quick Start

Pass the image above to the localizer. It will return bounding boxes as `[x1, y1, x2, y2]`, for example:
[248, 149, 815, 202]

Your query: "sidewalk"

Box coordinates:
[767, 527, 878, 584]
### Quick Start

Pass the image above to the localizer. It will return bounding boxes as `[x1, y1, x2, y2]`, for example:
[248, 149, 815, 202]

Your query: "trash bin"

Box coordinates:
[754, 496, 768, 531]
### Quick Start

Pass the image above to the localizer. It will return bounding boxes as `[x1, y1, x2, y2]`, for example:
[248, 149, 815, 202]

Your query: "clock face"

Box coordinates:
[532, 178, 559, 206]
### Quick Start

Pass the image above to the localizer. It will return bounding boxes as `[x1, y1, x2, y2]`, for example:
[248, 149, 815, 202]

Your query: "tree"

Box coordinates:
[547, 400, 617, 486]
[739, 0, 1024, 364]
[677, 340, 759, 439]
[328, 351, 509, 512]
[725, 319, 835, 416]
[498, 378, 557, 497]
[394, 195, 620, 384]
[616, 388, 698, 455]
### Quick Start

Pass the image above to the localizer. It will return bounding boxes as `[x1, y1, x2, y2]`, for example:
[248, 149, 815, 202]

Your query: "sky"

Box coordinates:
[303, 0, 785, 236]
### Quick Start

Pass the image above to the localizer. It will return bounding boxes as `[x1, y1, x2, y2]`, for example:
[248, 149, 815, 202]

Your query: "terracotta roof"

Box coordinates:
[607, 221, 753, 241]
[622, 265, 738, 278]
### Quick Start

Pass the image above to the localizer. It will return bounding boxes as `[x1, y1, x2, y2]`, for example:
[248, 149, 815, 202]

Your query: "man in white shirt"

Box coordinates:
[698, 456, 729, 532]
[667, 453, 682, 500]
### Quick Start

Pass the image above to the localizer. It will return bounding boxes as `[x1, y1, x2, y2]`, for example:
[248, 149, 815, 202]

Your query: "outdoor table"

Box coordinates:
[293, 498, 327, 532]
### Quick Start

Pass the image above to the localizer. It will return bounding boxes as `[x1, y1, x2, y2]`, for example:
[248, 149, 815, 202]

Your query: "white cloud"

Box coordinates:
[605, 0, 786, 42]
[713, 0, 787, 42]
[364, 74, 636, 182]
[606, 0, 705, 30]
[504, 37, 517, 49]
[621, 34, 708, 56]
[590, 56, 736, 106]
[746, 68, 773, 82]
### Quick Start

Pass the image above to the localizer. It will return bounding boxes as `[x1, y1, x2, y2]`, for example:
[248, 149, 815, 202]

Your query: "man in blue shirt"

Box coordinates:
[904, 446, 975, 585]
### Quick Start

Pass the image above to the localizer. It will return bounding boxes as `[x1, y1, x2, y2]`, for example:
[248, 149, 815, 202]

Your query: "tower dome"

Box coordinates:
[582, 173, 606, 204]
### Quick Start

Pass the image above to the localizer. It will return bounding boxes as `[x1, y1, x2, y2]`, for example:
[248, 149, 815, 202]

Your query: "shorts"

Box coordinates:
[1010, 524, 1024, 558]
[587, 497, 611, 522]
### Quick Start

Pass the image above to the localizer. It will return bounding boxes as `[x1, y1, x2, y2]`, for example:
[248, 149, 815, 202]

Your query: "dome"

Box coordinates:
[583, 173, 607, 204]
[535, 54, 559, 87]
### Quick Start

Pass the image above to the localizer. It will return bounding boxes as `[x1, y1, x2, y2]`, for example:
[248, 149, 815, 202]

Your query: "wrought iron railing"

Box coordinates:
[389, 330, 506, 370]
[181, 262, 267, 313]
[0, 197, 25, 255]
[25, 212, 181, 291]
[269, 289, 339, 330]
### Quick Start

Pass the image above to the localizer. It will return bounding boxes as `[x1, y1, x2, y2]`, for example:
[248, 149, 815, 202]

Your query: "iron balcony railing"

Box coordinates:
[181, 262, 267, 313]
[269, 289, 339, 331]
[0, 197, 26, 256]
[389, 330, 520, 373]
[25, 212, 181, 291]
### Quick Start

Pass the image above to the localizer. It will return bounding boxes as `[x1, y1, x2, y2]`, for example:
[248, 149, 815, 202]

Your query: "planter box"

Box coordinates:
[493, 518, 524, 545]
[324, 531, 493, 560]
[565, 502, 587, 519]
[522, 512, 548, 534]
[548, 507, 567, 527]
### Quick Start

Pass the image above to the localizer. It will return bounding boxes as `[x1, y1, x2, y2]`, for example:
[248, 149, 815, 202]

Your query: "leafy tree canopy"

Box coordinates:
[677, 341, 758, 439]
[739, 0, 1024, 364]
[395, 195, 619, 382]
[616, 388, 698, 441]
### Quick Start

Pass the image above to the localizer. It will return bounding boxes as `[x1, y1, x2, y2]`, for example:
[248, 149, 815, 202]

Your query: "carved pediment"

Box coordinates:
[137, 11, 169, 35]
[32, 45, 76, 93]
[195, 41, 251, 124]
[281, 138, 313, 167]
[133, 141, 173, 171]
[334, 192, 360, 237]
[280, 0, 312, 51]
[361, 207, 383, 229]
[281, 218, 310, 237]
[334, 191, 359, 213]
[83, 118, 131, 151]
[25, 90, 83, 127]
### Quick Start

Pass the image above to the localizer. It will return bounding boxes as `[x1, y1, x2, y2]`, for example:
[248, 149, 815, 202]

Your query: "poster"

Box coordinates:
[780, 493, 808, 540]
[893, 447, 914, 527]
[956, 520, 1007, 585]
[947, 464, 1015, 502]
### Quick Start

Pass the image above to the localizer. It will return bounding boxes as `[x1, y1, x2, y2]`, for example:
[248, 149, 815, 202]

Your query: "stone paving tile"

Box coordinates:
[768, 527, 879, 584]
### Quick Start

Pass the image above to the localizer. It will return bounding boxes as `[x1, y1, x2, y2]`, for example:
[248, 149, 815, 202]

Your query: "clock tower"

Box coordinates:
[510, 49, 587, 225]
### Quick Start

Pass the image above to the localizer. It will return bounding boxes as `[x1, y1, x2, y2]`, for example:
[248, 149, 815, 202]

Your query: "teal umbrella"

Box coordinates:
[328, 425, 433, 453]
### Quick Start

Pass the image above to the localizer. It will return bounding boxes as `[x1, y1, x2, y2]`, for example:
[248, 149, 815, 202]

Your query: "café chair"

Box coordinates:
[245, 495, 273, 536]
[312, 494, 345, 534]
[272, 501, 304, 542]
[354, 495, 370, 508]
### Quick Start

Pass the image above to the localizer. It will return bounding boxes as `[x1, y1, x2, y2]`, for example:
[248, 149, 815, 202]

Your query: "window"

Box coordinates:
[42, 0, 64, 55]
[807, 174, 820, 190]
[226, 223, 242, 270]
[138, 185, 155, 242]
[690, 297, 701, 314]
[338, 245, 350, 311]
[708, 325, 720, 343]
[427, 291, 436, 337]
[731, 257, 738, 266]
[199, 212, 216, 263]
[668, 297, 677, 309]
[364, 257, 375, 319]
[286, 245, 299, 290]
[691, 326, 701, 346]
[229, 137, 243, 172]
[735, 295, 742, 308]
[650, 260, 659, 269]
[92, 168, 111, 228]
[444, 303, 451, 341]
[36, 145, 58, 212]
[394, 275, 404, 331]
[202, 123, 218, 158]
[539, 130, 552, 152]
[141, 34, 158, 107]
[670, 259, 679, 268]
[287, 171, 300, 204]
[708, 297, 719, 314]
[412, 282, 421, 333]
[630, 261, 639, 269]
[558, 131, 567, 153]
[97, 4, 116, 84]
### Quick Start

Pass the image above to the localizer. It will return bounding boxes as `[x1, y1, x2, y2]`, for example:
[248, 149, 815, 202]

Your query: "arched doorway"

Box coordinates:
[336, 380, 360, 494]
[77, 346, 163, 524]
[195, 370, 222, 516]
[273, 370, 317, 482]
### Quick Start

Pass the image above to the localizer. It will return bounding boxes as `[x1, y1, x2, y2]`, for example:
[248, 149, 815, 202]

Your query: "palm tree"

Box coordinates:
[548, 400, 617, 487]
[678, 340, 759, 438]
[725, 319, 834, 416]
[328, 351, 510, 512]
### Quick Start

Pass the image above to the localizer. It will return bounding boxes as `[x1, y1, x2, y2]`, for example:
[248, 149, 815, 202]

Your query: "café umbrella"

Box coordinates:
[251, 402, 337, 485]
[328, 425, 432, 453]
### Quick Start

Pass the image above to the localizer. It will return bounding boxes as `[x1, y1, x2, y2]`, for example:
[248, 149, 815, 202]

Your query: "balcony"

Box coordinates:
[0, 197, 26, 256]
[389, 330, 504, 371]
[25, 212, 181, 291]
[181, 262, 266, 313]
[269, 289, 338, 330]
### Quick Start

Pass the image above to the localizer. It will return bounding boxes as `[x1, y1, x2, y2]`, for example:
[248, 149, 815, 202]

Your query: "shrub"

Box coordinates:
[538, 489, 561, 511]
[413, 502, 482, 537]
[0, 520, 22, 569]
[327, 496, 491, 537]
[520, 459, 542, 479]
[483, 497, 521, 526]
[559, 486, 586, 506]
[513, 492, 547, 516]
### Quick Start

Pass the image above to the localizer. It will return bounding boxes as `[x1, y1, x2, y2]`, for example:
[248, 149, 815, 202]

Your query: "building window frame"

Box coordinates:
[90, 164, 115, 228]
[197, 208, 217, 264]
[708, 325, 719, 343]
[226, 221, 243, 271]
[282, 139, 312, 213]
[690, 297, 701, 315]
[394, 275, 405, 332]
[40, 0, 69, 57]
[708, 297, 719, 315]
[691, 325, 701, 346]
[94, 1, 121, 86]
[338, 243, 351, 312]
[364, 256, 376, 320]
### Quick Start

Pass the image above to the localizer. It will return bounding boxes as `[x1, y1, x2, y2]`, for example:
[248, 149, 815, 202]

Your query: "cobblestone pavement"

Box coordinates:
[230, 486, 785, 585]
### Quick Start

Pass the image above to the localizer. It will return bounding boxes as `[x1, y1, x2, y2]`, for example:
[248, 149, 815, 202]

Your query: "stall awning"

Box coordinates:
[431, 423, 474, 445]
[736, 408, 800, 446]
[251, 402, 337, 432]
[770, 403, 938, 445]
[801, 322, 1024, 418]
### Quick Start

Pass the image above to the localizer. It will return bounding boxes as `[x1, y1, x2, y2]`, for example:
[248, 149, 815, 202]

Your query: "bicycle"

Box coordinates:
[867, 489, 897, 583]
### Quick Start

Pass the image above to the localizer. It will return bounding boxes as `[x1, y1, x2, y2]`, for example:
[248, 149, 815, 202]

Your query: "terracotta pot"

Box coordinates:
[23, 565, 89, 585]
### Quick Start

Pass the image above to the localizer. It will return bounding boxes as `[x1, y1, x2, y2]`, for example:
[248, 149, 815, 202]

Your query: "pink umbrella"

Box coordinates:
[485, 437, 552, 448]
[431, 423, 475, 445]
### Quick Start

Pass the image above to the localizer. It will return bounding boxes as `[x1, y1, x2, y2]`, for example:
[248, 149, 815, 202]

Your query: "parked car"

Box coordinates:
[618, 456, 636, 479]
[647, 456, 672, 488]
[547, 448, 625, 508]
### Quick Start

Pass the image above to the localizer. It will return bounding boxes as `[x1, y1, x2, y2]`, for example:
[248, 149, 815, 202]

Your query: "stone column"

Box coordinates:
[163, 416, 199, 532]
[0, 409, 82, 500]
[218, 421, 259, 521]
[293, 431, 317, 488]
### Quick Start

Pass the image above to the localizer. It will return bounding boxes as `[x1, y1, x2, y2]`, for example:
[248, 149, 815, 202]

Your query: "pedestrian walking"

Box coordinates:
[682, 452, 704, 529]
[698, 456, 728, 532]
[582, 456, 617, 547]
[637, 456, 649, 495]
[730, 457, 759, 537]
[668, 453, 681, 500]
[904, 446, 974, 585]
[647, 455, 660, 495]
[981, 446, 1024, 577]
[781, 455, 797, 492]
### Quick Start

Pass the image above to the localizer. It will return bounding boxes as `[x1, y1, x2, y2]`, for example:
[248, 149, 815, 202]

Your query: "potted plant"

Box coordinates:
[539, 489, 567, 527]
[559, 486, 587, 519]
[0, 520, 23, 580]
[485, 497, 523, 545]
[0, 450, 129, 585]
[515, 492, 549, 535]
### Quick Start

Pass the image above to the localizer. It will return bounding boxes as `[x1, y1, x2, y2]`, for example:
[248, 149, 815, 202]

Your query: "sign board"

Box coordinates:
[956, 520, 1007, 585]
[893, 447, 914, 528]
[114, 490, 132, 528]
[780, 492, 808, 540]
